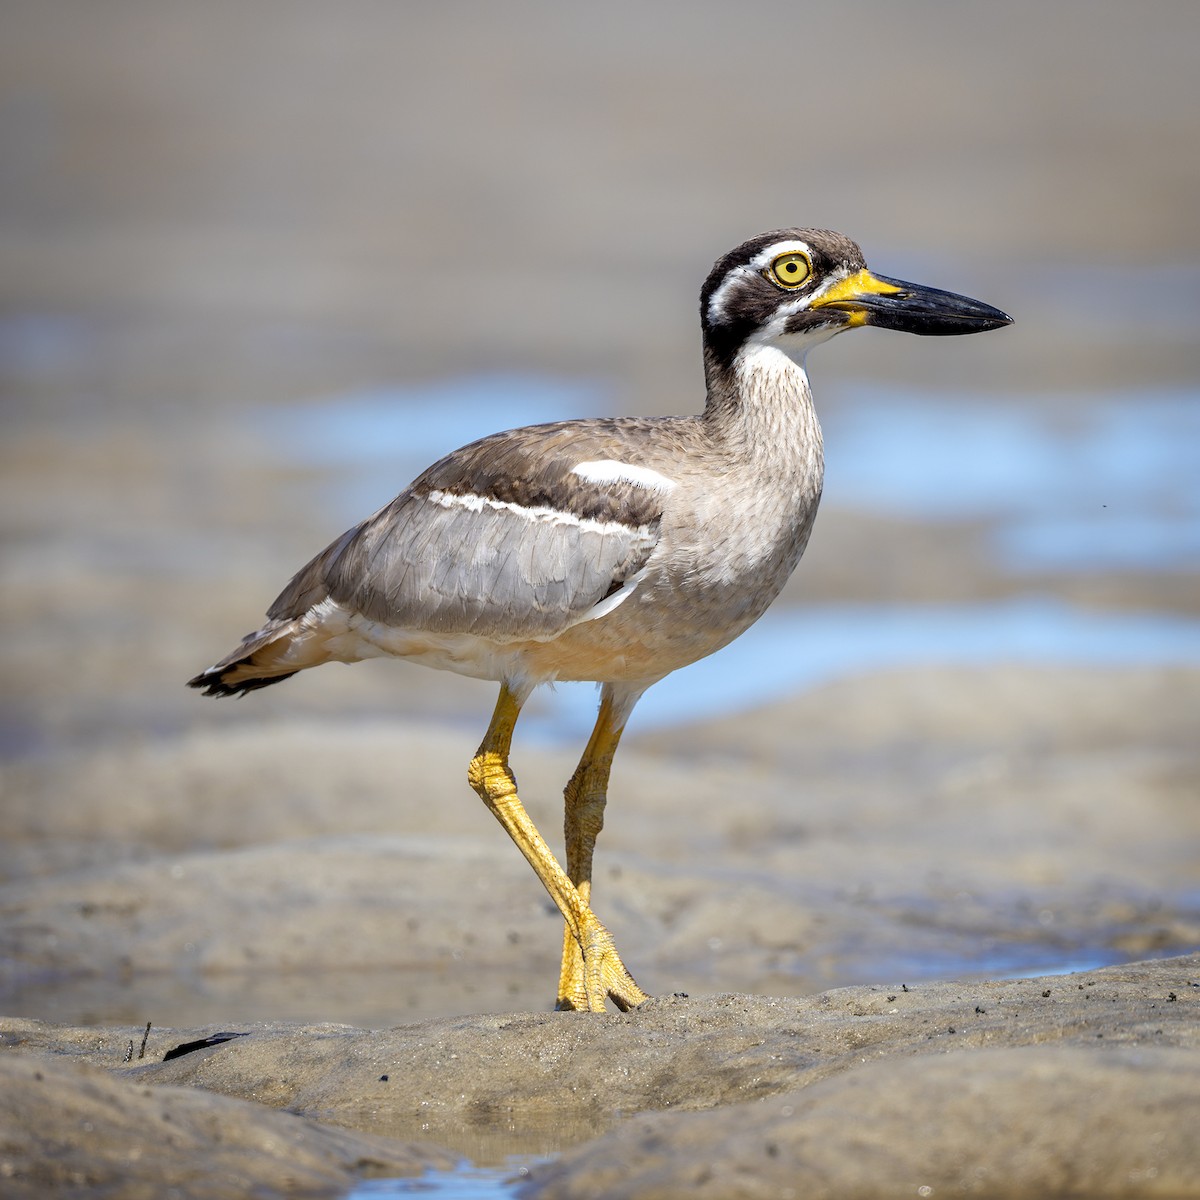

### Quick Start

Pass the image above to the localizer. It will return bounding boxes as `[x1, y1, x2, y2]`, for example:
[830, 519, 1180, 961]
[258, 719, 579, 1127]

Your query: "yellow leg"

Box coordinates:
[556, 687, 647, 1010]
[468, 684, 647, 1013]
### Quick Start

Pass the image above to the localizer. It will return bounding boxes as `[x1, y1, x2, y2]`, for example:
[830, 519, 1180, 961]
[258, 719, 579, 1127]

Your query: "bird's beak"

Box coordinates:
[810, 269, 1013, 336]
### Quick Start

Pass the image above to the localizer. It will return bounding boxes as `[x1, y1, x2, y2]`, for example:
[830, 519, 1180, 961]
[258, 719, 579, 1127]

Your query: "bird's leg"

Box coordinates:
[467, 683, 646, 1013]
[557, 683, 650, 1012]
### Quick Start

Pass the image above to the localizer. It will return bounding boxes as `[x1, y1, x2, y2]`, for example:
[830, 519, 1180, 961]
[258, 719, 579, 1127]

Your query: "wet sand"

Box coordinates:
[2, 1, 1199, 1195]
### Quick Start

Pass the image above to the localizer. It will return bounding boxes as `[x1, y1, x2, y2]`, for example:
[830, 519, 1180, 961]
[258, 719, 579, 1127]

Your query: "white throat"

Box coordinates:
[729, 341, 824, 485]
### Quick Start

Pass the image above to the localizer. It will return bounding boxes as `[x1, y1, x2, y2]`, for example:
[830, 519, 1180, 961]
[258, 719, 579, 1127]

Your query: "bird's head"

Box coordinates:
[700, 228, 1012, 370]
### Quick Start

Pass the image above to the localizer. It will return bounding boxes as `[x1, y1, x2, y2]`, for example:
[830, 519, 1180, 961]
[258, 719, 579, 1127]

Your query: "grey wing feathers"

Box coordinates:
[265, 419, 668, 641]
[326, 492, 656, 638]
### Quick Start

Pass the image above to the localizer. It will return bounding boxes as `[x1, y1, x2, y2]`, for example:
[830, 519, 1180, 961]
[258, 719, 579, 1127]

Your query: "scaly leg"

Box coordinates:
[467, 683, 647, 1013]
[557, 682, 650, 1011]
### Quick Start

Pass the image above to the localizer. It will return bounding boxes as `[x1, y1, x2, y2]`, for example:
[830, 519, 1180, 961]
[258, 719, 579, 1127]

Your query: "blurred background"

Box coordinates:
[2, 1, 1198, 1026]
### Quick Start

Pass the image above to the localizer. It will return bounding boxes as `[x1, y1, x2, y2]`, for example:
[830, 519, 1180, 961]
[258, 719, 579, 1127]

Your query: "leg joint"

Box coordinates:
[468, 750, 516, 804]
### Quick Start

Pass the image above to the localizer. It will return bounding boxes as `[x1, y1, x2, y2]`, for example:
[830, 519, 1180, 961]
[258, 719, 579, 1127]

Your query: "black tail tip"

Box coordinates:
[187, 668, 298, 698]
[187, 670, 238, 697]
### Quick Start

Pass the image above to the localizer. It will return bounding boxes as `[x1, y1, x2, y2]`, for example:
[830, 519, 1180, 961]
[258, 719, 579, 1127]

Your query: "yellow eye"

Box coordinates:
[766, 251, 812, 289]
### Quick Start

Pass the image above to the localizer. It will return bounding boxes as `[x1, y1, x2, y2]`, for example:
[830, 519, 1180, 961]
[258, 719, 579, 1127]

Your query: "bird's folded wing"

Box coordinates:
[265, 421, 671, 641]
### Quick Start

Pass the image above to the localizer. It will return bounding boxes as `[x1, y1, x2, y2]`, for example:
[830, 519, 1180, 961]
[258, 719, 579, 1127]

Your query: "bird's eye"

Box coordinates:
[765, 252, 812, 289]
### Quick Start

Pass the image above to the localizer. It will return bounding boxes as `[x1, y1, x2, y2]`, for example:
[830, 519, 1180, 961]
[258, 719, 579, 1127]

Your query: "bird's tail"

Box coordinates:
[187, 617, 328, 697]
[191, 526, 355, 697]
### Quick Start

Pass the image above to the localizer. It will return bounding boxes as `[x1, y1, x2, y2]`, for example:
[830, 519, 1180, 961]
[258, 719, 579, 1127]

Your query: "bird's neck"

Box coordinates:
[701, 340, 824, 485]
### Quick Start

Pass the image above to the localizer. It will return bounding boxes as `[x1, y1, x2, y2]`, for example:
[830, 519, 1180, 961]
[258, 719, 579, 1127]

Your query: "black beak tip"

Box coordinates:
[864, 277, 1014, 337]
[972, 309, 1014, 334]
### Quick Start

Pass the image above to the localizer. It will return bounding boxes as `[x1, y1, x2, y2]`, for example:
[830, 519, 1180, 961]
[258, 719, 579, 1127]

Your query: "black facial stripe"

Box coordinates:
[701, 228, 866, 322]
[698, 229, 869, 371]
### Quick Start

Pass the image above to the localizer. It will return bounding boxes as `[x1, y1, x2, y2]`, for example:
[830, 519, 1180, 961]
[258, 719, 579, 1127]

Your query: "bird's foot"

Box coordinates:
[556, 911, 649, 1013]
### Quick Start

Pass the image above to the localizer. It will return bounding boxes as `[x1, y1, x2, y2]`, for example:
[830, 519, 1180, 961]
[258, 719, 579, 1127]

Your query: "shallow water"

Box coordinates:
[347, 1160, 535, 1199]
[822, 385, 1200, 571]
[527, 596, 1200, 740]
[263, 374, 604, 475]
[267, 376, 1200, 575]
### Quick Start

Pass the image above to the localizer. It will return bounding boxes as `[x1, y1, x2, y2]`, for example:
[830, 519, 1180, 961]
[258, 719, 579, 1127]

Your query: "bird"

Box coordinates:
[189, 229, 1011, 1013]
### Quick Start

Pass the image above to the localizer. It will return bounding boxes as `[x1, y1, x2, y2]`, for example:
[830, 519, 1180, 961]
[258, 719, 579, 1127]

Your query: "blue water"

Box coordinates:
[821, 386, 1200, 571]
[270, 375, 1200, 575]
[267, 373, 601, 474]
[526, 595, 1200, 738]
[347, 1160, 534, 1198]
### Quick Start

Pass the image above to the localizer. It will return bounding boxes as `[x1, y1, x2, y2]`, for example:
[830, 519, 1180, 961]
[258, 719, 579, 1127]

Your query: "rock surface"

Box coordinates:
[0, 1050, 454, 1199]
[4, 666, 1198, 1031]
[5, 955, 1198, 1190]
[524, 1044, 1200, 1200]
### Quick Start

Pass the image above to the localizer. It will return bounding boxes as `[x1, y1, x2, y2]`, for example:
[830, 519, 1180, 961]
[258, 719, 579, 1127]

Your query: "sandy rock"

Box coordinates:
[522, 1044, 1200, 1199]
[0, 833, 555, 975]
[0, 1050, 454, 1200]
[6, 955, 1196, 1167]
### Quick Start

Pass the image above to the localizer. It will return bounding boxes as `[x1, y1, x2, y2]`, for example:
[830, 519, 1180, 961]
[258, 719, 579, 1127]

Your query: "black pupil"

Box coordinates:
[784, 262, 798, 274]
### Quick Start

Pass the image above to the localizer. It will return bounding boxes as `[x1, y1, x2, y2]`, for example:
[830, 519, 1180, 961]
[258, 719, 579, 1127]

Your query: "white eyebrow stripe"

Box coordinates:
[571, 460, 678, 493]
[746, 238, 812, 272]
[706, 239, 815, 325]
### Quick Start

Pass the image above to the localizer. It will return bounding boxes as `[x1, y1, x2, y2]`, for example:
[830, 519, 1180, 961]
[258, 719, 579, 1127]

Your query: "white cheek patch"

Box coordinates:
[571, 460, 677, 494]
[752, 295, 810, 341]
[706, 264, 755, 327]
